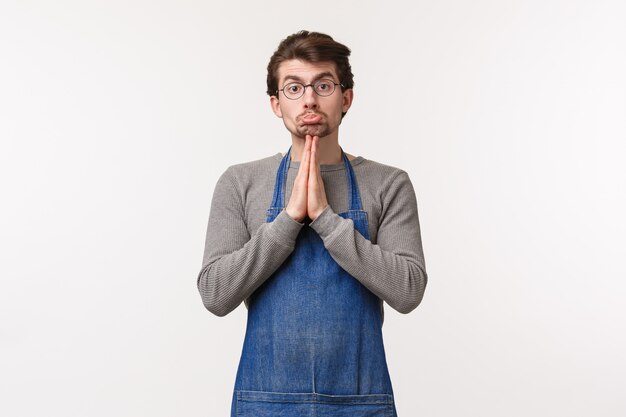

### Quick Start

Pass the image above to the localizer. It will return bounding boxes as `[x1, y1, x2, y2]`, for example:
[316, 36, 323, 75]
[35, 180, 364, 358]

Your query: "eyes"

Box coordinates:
[287, 84, 302, 94]
[316, 80, 333, 91]
[280, 79, 339, 99]
[284, 80, 333, 93]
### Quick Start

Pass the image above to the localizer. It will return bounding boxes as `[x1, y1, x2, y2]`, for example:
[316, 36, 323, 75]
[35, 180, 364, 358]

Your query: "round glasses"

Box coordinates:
[277, 79, 344, 100]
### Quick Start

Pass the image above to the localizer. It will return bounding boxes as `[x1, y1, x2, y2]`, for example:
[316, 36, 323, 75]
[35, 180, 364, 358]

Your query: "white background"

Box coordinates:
[1, 1, 625, 416]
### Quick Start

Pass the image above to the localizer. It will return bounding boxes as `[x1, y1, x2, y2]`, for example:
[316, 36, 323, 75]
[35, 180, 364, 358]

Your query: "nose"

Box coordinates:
[302, 85, 319, 109]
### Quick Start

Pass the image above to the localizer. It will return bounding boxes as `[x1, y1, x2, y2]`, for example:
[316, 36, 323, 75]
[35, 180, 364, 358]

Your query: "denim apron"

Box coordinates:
[231, 146, 398, 417]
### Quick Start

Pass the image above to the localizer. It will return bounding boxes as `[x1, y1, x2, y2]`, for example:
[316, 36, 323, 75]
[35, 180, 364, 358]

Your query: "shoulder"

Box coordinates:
[225, 153, 282, 174]
[220, 153, 282, 185]
[352, 157, 411, 190]
[213, 153, 283, 210]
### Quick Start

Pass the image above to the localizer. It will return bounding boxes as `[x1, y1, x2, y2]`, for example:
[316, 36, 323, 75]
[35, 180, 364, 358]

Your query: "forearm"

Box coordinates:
[197, 210, 303, 316]
[310, 205, 428, 314]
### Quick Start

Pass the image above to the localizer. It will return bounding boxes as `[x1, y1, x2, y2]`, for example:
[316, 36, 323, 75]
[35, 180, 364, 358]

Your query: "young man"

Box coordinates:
[197, 30, 428, 417]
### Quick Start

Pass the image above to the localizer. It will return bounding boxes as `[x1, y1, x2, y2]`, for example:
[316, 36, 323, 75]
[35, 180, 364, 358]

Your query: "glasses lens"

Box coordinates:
[314, 79, 336, 96]
[283, 82, 304, 99]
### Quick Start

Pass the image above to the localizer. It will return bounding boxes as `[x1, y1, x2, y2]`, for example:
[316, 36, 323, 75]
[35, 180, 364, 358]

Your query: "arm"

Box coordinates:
[309, 170, 428, 314]
[197, 167, 304, 316]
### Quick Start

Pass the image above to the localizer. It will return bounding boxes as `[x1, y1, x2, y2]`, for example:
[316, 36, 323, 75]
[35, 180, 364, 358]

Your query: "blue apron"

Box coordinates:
[231, 146, 398, 417]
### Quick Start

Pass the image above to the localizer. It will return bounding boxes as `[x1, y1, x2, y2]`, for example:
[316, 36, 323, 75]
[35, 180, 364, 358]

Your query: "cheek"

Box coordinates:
[280, 103, 297, 119]
[333, 101, 345, 121]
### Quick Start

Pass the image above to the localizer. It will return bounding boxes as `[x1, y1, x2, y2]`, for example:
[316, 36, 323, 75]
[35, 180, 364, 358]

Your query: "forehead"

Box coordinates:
[277, 59, 339, 84]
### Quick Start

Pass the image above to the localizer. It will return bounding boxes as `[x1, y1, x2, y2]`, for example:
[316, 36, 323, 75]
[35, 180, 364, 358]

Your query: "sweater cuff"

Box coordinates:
[309, 205, 346, 241]
[268, 209, 305, 247]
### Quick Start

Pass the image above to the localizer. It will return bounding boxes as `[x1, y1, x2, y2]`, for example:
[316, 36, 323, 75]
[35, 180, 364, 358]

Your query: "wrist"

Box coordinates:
[310, 204, 329, 221]
[285, 207, 305, 223]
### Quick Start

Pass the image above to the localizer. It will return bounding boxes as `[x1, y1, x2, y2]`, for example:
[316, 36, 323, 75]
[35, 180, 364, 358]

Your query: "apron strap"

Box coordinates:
[270, 146, 292, 209]
[341, 146, 363, 211]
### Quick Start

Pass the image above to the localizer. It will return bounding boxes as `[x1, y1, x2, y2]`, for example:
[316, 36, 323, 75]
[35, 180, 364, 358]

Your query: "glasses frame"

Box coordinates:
[276, 79, 345, 100]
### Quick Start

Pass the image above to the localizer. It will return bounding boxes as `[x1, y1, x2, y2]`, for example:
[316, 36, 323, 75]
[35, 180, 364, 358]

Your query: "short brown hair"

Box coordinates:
[267, 30, 354, 107]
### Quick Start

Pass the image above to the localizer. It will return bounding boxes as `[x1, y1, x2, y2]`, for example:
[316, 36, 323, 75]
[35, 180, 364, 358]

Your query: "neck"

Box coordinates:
[289, 132, 342, 165]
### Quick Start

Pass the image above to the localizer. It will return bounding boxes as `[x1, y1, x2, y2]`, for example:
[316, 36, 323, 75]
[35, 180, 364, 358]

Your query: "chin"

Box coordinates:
[297, 125, 330, 138]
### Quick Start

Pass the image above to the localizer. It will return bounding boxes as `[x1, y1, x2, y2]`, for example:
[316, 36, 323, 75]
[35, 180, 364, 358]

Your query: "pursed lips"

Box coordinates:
[299, 112, 323, 125]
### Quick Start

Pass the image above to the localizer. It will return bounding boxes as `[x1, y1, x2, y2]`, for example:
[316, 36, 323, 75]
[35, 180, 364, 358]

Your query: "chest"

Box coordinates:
[242, 168, 382, 243]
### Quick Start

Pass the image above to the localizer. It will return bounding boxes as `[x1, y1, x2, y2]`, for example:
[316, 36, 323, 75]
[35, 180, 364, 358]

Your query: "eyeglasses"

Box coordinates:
[277, 79, 344, 100]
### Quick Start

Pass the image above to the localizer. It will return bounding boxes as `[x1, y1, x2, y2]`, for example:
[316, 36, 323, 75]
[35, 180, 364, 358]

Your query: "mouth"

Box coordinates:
[300, 113, 323, 125]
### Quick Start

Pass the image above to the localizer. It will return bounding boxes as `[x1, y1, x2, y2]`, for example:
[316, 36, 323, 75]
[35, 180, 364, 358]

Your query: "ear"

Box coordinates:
[342, 89, 354, 114]
[270, 95, 283, 118]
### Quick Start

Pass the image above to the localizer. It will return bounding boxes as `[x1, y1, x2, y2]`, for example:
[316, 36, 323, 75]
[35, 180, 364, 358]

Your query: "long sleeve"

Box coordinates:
[197, 167, 304, 317]
[309, 170, 428, 314]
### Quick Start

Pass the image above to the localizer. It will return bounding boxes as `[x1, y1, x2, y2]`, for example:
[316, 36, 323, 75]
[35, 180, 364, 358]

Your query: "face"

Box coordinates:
[270, 59, 353, 139]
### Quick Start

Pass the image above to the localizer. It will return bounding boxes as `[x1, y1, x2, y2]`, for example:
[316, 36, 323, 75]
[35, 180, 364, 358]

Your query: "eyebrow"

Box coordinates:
[282, 71, 337, 84]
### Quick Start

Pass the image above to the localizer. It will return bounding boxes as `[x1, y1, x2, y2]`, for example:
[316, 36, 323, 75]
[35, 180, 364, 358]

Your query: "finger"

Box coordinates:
[308, 136, 316, 180]
[298, 136, 311, 178]
[302, 136, 311, 167]
[315, 137, 323, 183]
[309, 136, 324, 195]
[303, 136, 312, 175]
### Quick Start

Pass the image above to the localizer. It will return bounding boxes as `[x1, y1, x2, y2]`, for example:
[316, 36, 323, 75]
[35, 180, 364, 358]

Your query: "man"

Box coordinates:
[197, 30, 428, 417]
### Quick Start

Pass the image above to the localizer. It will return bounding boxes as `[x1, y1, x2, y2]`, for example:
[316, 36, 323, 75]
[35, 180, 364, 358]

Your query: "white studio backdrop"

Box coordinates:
[1, 1, 625, 416]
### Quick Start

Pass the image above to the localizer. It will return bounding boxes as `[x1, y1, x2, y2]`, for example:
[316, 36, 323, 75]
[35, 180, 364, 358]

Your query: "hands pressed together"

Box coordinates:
[285, 135, 329, 223]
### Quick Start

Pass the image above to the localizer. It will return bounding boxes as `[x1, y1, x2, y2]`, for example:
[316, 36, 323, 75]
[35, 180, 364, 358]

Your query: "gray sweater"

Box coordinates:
[197, 152, 428, 322]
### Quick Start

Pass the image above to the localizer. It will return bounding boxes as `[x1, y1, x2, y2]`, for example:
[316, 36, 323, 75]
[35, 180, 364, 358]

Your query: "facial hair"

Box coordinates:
[290, 111, 340, 139]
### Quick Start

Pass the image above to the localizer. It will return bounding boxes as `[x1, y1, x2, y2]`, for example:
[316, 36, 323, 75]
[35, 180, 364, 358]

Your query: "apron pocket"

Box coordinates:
[236, 390, 394, 417]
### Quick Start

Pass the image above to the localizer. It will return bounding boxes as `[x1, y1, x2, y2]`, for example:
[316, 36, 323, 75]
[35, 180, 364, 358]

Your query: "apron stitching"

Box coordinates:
[311, 345, 316, 394]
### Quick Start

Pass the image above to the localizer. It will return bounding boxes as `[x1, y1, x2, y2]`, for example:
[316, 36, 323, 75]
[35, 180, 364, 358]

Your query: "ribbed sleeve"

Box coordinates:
[196, 167, 304, 316]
